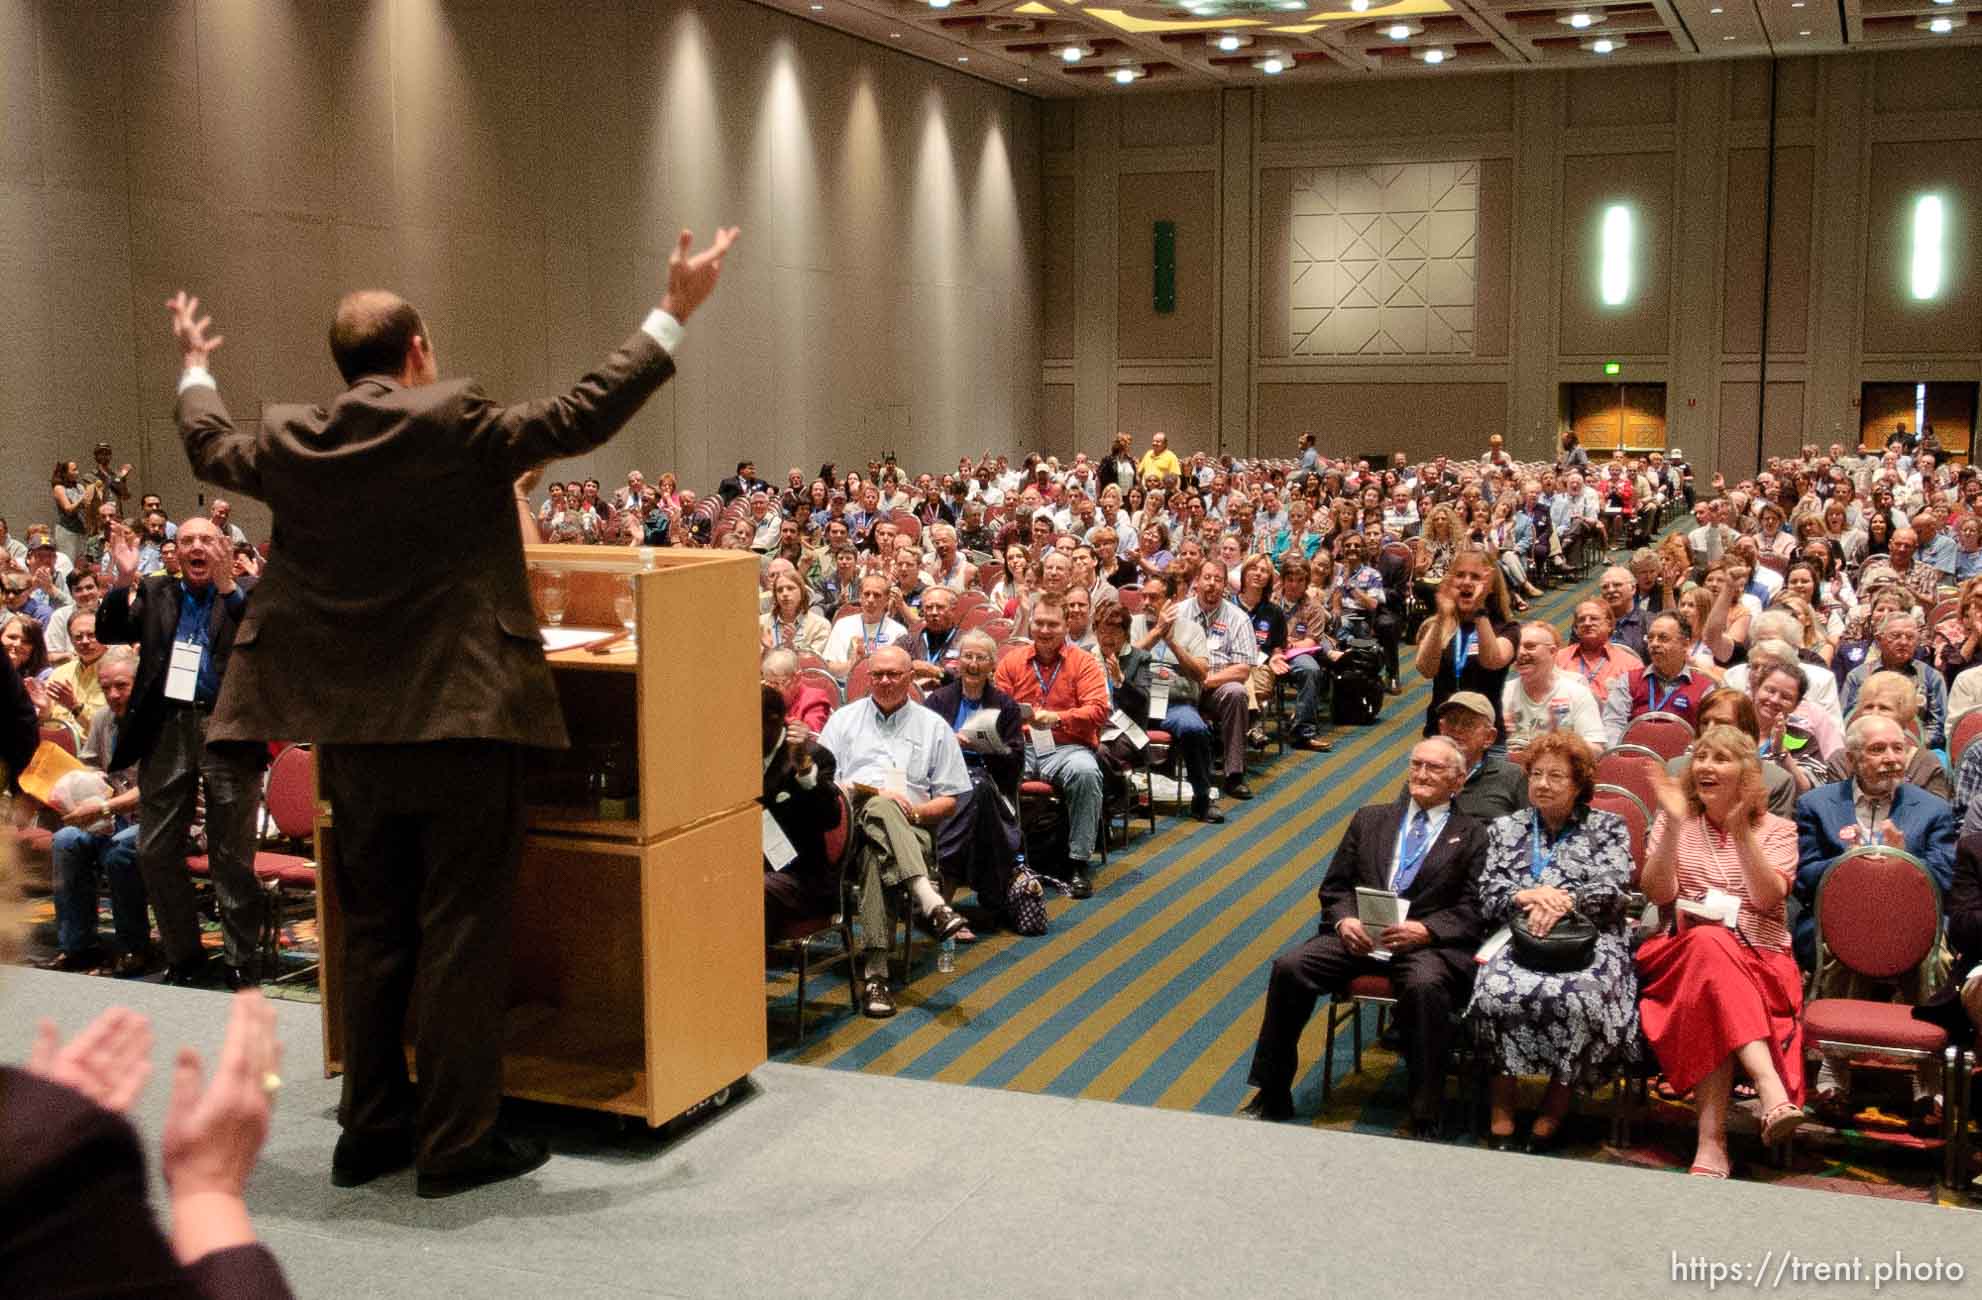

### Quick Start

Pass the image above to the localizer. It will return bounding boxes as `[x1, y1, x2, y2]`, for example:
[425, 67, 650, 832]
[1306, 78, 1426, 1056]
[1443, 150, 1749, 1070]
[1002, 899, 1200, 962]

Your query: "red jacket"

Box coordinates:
[786, 682, 835, 733]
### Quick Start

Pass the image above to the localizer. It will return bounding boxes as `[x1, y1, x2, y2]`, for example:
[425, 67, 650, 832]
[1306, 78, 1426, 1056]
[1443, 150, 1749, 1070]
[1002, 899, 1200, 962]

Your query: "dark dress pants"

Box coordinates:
[135, 705, 265, 968]
[317, 740, 525, 1173]
[1247, 929, 1473, 1120]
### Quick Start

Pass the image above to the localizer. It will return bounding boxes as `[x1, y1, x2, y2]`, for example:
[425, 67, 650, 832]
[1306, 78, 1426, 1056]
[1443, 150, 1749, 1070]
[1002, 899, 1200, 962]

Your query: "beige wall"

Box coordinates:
[1044, 48, 1982, 479]
[0, 0, 1041, 538]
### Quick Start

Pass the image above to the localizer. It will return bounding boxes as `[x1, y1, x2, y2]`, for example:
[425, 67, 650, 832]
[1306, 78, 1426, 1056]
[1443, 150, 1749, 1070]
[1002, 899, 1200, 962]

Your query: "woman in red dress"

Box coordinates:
[1637, 723, 1807, 1178]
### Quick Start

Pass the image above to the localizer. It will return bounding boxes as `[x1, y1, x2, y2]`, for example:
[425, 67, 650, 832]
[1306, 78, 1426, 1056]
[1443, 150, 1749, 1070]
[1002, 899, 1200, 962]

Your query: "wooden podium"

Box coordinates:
[317, 544, 766, 1127]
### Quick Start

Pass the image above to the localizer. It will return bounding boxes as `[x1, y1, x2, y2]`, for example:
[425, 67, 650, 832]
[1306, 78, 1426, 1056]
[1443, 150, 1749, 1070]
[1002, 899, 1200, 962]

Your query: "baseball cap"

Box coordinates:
[1437, 691, 1495, 722]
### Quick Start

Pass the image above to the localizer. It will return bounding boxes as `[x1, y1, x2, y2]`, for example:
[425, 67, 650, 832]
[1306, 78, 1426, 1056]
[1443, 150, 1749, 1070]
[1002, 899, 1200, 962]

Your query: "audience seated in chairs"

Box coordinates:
[1557, 600, 1643, 705]
[761, 648, 834, 733]
[1636, 726, 1807, 1179]
[925, 629, 1026, 927]
[906, 585, 963, 688]
[1501, 621, 1607, 754]
[1828, 673, 1954, 803]
[993, 591, 1111, 899]
[816, 645, 972, 1019]
[1169, 559, 1259, 803]
[822, 573, 907, 678]
[1793, 711, 1956, 1130]
[759, 684, 844, 942]
[1600, 612, 1713, 746]
[1470, 731, 1639, 1152]
[1104, 587, 1222, 824]
[1663, 687, 1798, 818]
[1243, 737, 1487, 1137]
[759, 569, 831, 658]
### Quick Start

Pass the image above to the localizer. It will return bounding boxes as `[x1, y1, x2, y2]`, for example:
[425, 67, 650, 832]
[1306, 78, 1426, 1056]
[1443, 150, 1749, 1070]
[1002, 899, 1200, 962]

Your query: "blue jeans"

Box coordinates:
[51, 824, 148, 955]
[1025, 744, 1104, 863]
[1286, 653, 1325, 735]
[1158, 704, 1216, 808]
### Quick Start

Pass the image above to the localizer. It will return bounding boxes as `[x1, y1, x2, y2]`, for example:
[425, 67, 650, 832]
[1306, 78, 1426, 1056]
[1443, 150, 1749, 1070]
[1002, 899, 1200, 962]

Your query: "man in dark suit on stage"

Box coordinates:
[161, 224, 738, 1198]
[1242, 737, 1488, 1137]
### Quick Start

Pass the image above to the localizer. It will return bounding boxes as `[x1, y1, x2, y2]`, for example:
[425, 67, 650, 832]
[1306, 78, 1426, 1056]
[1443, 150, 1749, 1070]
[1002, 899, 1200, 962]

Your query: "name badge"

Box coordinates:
[164, 639, 202, 703]
[1108, 708, 1149, 750]
[1149, 681, 1171, 722]
[1029, 726, 1057, 754]
[762, 809, 799, 872]
[881, 765, 909, 796]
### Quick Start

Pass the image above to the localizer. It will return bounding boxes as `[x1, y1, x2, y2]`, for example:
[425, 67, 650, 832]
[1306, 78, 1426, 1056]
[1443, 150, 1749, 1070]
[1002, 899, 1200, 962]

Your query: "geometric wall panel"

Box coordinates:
[1289, 161, 1478, 357]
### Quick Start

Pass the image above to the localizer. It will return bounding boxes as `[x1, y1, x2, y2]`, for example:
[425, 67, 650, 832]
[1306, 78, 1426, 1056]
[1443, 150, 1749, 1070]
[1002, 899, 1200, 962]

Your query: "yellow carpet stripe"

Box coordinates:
[1006, 725, 1427, 1101]
[925, 722, 1423, 1085]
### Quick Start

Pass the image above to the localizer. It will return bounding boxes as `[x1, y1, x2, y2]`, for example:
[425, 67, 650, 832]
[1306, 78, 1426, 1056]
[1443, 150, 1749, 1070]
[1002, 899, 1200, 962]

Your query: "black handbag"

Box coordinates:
[1509, 909, 1598, 972]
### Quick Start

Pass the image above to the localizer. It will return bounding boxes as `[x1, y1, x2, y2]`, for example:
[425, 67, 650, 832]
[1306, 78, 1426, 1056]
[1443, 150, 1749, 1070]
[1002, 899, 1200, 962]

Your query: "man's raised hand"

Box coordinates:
[166, 291, 224, 370]
[660, 227, 741, 325]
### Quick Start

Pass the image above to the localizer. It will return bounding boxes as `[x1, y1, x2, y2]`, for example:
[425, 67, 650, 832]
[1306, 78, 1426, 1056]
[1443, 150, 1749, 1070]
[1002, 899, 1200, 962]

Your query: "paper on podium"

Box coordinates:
[1355, 887, 1411, 962]
[541, 626, 612, 653]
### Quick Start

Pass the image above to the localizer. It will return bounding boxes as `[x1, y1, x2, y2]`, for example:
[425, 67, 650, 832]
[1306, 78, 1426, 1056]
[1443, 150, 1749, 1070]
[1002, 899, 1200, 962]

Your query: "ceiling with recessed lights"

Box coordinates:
[749, 0, 1982, 94]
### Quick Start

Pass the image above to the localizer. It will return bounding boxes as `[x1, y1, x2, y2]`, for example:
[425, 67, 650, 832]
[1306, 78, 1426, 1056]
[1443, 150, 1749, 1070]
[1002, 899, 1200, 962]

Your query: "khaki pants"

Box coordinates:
[850, 792, 937, 954]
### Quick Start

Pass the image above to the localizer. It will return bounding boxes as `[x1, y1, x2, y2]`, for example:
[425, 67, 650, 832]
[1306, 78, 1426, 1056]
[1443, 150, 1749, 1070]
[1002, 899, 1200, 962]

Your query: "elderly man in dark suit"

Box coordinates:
[97, 514, 263, 989]
[1243, 737, 1488, 1137]
[760, 685, 843, 939]
[160, 224, 738, 1198]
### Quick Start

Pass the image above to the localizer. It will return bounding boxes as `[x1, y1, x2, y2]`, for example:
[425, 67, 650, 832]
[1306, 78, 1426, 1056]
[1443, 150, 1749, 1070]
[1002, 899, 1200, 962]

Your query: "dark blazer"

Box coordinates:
[0, 1066, 293, 1298]
[175, 329, 676, 748]
[95, 573, 253, 771]
[1317, 794, 1487, 951]
[1793, 779, 1958, 967]
[1917, 831, 1982, 1039]
[922, 679, 1024, 795]
[0, 653, 35, 789]
[762, 742, 841, 905]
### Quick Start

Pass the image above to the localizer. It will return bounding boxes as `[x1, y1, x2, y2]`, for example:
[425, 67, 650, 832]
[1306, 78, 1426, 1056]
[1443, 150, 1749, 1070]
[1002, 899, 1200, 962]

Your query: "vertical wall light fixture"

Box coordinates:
[1910, 193, 1946, 301]
[1599, 202, 1633, 307]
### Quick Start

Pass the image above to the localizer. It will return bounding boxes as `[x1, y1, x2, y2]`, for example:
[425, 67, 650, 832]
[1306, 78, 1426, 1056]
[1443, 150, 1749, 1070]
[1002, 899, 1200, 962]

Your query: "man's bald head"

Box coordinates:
[328, 290, 430, 385]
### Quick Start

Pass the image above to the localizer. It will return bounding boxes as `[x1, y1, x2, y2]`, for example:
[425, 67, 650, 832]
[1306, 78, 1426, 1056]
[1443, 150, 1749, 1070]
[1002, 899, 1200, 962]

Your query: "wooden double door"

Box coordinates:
[1565, 383, 1667, 453]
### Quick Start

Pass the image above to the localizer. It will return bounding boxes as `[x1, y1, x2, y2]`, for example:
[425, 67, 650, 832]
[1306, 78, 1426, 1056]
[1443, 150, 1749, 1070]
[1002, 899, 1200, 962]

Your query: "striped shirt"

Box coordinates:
[1648, 810, 1797, 952]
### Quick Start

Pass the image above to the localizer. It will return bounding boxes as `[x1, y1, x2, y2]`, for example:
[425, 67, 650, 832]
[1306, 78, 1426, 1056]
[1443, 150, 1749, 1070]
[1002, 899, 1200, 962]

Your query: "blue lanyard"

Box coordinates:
[953, 693, 980, 731]
[1529, 810, 1563, 881]
[1032, 656, 1064, 702]
[1647, 674, 1682, 714]
[1453, 625, 1476, 669]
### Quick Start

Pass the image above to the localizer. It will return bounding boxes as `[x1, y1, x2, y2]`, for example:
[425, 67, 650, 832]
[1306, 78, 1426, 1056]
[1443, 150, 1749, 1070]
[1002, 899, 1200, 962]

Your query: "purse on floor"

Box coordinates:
[1509, 908, 1598, 972]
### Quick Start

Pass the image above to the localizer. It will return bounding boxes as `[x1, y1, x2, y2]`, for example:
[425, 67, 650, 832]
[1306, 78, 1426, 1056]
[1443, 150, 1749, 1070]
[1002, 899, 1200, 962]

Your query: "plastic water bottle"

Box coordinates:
[938, 936, 956, 973]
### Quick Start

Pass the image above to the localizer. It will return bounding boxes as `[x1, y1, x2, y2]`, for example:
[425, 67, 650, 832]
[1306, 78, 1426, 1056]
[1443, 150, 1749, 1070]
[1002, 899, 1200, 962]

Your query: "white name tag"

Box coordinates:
[1109, 708, 1148, 750]
[164, 639, 202, 703]
[1148, 681, 1171, 722]
[881, 765, 909, 796]
[1029, 726, 1056, 754]
[762, 808, 798, 872]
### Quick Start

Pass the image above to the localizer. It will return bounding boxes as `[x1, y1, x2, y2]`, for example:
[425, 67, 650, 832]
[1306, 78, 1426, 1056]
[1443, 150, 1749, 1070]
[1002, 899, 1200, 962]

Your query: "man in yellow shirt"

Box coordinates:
[1137, 430, 1182, 484]
[44, 608, 109, 727]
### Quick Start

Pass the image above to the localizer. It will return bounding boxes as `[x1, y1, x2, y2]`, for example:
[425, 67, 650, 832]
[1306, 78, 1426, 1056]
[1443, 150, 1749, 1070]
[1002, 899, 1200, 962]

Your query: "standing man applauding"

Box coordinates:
[160, 224, 739, 1198]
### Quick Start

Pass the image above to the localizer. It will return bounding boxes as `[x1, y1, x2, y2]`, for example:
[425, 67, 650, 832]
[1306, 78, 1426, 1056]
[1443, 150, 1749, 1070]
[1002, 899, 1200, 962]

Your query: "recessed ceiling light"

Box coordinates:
[928, 0, 950, 7]
[1585, 34, 1623, 53]
[1061, 43, 1090, 61]
[809, 4, 822, 9]
[1255, 54, 1286, 73]
[1017, 75, 1029, 82]
[1932, 0, 1954, 7]
[1709, 5, 1722, 12]
[1798, 28, 1810, 35]
[1348, 0, 1371, 9]
[1384, 20, 1420, 38]
[1920, 13, 1962, 31]
[1560, 10, 1597, 29]
[1722, 33, 1735, 40]
[957, 54, 968, 60]
[1417, 45, 1453, 62]
[1214, 32, 1248, 50]
[1112, 64, 1145, 83]
[1275, 1, 1305, 10]
[889, 29, 900, 36]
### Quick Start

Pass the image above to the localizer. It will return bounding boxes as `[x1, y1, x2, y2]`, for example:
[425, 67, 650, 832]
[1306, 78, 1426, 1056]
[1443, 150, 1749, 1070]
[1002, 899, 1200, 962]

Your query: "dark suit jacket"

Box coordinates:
[175, 329, 676, 748]
[95, 574, 253, 771]
[922, 679, 1024, 795]
[1793, 779, 1957, 967]
[762, 742, 841, 905]
[1318, 794, 1487, 951]
[1918, 831, 1982, 1039]
[0, 1066, 293, 1298]
[0, 653, 35, 789]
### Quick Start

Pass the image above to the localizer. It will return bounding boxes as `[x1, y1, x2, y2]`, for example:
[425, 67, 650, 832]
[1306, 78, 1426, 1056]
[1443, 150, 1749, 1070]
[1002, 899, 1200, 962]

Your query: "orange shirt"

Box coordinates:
[993, 642, 1111, 751]
[1556, 641, 1642, 703]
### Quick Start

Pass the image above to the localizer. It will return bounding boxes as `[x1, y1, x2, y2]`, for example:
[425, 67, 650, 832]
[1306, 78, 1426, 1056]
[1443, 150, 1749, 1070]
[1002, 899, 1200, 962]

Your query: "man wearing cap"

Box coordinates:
[1436, 691, 1528, 822]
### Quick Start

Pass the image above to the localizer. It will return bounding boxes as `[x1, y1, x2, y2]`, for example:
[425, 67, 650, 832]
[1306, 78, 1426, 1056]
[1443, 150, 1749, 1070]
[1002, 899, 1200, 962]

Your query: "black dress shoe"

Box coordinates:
[111, 950, 154, 979]
[1223, 779, 1255, 801]
[41, 949, 106, 974]
[332, 1131, 416, 1188]
[1483, 1131, 1516, 1152]
[416, 1133, 551, 1200]
[222, 964, 256, 991]
[163, 960, 208, 987]
[1067, 870, 1094, 899]
[1241, 1089, 1295, 1122]
[1408, 1115, 1445, 1141]
[1191, 802, 1226, 824]
[1525, 1125, 1565, 1155]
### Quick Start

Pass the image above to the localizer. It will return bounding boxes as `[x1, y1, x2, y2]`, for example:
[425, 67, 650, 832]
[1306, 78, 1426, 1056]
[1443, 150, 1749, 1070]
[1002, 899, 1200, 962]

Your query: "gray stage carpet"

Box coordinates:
[4, 967, 1976, 1299]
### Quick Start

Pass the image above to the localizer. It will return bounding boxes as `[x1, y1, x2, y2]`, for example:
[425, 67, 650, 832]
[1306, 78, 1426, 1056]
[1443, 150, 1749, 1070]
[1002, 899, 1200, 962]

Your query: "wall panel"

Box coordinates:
[1256, 382, 1508, 463]
[1116, 383, 1214, 441]
[1557, 151, 1673, 358]
[1861, 137, 1982, 355]
[1116, 170, 1216, 360]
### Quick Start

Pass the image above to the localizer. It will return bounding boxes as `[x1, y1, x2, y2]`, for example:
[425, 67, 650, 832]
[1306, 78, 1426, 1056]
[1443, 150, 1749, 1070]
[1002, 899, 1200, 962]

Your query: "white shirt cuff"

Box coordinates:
[178, 365, 216, 394]
[794, 763, 819, 790]
[640, 309, 685, 355]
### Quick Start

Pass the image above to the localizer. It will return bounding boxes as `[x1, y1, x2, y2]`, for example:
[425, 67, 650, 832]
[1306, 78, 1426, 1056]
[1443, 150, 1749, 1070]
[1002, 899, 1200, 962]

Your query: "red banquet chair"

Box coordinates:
[1594, 745, 1667, 829]
[188, 742, 319, 980]
[1801, 848, 1961, 1183]
[1618, 711, 1695, 762]
[1951, 709, 1982, 766]
[1590, 783, 1650, 883]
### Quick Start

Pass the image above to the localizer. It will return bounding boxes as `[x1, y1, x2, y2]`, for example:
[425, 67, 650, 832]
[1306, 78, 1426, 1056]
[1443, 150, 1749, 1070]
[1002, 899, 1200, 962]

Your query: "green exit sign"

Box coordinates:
[1604, 361, 1622, 376]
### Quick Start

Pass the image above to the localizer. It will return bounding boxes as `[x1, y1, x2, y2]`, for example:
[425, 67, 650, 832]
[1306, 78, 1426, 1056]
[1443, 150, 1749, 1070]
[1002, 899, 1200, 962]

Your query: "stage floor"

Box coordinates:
[4, 967, 1978, 1299]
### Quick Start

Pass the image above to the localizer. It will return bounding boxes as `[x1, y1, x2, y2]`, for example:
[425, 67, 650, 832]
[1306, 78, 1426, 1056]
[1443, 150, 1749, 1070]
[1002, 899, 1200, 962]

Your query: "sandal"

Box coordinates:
[926, 903, 970, 942]
[1760, 1101, 1807, 1146]
[1687, 1162, 1730, 1179]
[861, 977, 896, 1019]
